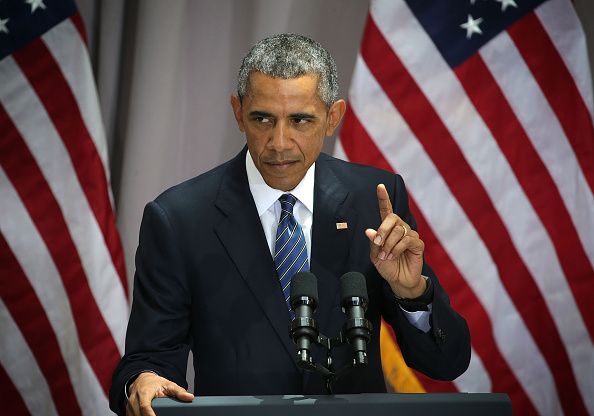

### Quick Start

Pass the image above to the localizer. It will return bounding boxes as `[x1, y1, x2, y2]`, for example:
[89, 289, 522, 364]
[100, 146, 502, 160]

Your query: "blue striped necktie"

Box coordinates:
[274, 193, 310, 315]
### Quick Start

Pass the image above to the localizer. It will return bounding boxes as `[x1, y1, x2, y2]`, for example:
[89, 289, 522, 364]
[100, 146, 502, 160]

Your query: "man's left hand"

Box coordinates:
[365, 184, 426, 299]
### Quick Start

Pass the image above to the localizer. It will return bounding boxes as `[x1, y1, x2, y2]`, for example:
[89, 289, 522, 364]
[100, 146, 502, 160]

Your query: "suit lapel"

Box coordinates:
[301, 155, 358, 390]
[311, 155, 358, 331]
[214, 149, 297, 368]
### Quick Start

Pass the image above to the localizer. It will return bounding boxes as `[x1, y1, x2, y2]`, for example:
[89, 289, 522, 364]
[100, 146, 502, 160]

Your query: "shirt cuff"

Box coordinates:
[400, 304, 432, 333]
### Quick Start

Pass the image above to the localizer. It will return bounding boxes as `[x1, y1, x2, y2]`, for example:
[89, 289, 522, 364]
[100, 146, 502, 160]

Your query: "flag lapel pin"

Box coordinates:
[336, 222, 348, 230]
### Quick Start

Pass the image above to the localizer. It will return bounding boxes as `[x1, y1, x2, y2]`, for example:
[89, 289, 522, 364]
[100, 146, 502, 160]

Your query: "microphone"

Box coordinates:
[289, 272, 319, 368]
[340, 272, 372, 366]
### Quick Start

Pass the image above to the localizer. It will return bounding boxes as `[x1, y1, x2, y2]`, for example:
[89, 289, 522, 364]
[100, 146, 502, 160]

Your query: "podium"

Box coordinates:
[153, 393, 512, 415]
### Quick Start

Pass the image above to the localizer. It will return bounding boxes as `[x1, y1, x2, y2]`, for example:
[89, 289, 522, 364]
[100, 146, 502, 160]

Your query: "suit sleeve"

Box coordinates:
[380, 174, 471, 381]
[109, 201, 191, 415]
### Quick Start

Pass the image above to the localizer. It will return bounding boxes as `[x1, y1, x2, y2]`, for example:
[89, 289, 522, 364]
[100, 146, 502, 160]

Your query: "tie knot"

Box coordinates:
[279, 193, 297, 214]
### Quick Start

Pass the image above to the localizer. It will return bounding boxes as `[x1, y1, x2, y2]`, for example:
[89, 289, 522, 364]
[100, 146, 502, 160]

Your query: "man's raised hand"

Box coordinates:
[365, 184, 426, 299]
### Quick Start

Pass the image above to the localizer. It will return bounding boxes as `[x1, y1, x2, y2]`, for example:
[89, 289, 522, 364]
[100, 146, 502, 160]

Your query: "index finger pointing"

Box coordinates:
[376, 183, 393, 221]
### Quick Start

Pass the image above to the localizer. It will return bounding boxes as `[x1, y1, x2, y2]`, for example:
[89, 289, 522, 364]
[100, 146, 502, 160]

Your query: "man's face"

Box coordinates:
[231, 72, 345, 191]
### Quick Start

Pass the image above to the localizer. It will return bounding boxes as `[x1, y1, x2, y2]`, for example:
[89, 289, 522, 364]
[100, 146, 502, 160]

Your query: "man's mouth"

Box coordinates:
[266, 160, 296, 166]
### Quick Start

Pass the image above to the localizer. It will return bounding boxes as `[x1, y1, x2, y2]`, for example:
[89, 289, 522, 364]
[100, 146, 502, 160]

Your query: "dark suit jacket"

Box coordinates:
[109, 149, 470, 414]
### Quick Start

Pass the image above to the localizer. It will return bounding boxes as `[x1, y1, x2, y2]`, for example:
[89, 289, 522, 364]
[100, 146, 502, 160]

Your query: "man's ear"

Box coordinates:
[325, 99, 347, 136]
[230, 95, 245, 132]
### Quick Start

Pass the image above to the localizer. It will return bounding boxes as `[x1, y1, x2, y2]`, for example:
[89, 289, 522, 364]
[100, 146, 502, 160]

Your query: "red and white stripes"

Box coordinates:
[337, 0, 594, 414]
[0, 15, 128, 415]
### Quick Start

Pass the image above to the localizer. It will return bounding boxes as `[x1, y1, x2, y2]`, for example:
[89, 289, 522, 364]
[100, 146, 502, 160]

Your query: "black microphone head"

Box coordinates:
[290, 272, 318, 307]
[340, 272, 368, 304]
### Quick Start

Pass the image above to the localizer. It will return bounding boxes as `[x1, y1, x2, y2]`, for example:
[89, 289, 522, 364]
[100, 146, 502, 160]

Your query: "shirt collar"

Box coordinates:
[245, 150, 315, 216]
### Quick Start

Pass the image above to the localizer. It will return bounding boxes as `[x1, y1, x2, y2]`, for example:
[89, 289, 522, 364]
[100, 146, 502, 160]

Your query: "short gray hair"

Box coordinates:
[237, 33, 339, 108]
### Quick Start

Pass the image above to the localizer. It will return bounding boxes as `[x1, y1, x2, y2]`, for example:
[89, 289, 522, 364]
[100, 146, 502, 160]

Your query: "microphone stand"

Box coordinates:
[288, 271, 372, 394]
[289, 314, 372, 394]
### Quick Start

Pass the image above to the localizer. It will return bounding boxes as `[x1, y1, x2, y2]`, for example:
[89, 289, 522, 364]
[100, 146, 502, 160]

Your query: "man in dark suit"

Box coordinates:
[110, 34, 470, 416]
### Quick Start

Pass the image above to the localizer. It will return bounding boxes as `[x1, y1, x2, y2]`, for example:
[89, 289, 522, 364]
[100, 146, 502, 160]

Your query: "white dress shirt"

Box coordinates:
[245, 151, 315, 260]
[245, 151, 431, 332]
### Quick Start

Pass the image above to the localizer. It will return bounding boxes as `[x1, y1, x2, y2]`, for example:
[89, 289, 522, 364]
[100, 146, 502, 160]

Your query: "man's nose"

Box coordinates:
[269, 122, 291, 151]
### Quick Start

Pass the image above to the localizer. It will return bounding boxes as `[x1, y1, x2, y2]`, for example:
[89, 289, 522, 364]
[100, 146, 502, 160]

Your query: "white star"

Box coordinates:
[0, 17, 9, 34]
[495, 0, 518, 12]
[25, 0, 46, 13]
[460, 14, 484, 39]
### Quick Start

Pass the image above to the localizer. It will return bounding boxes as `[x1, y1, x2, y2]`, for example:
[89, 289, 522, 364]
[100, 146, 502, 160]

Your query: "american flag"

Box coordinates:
[336, 0, 594, 415]
[0, 0, 128, 414]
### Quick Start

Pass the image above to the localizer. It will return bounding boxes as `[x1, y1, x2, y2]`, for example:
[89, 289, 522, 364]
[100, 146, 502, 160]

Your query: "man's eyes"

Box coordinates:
[250, 116, 313, 125]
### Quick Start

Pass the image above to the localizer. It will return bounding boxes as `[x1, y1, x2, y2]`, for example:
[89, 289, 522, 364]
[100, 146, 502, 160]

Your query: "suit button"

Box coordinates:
[435, 328, 446, 343]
